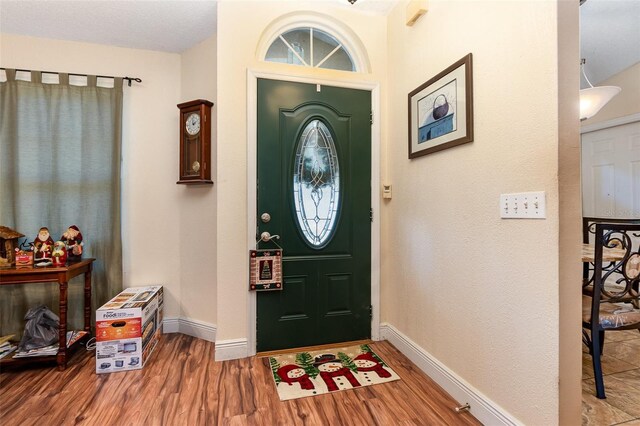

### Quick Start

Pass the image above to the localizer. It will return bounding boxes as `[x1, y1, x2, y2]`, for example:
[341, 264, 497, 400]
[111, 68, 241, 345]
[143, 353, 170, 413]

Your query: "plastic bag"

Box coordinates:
[18, 305, 60, 350]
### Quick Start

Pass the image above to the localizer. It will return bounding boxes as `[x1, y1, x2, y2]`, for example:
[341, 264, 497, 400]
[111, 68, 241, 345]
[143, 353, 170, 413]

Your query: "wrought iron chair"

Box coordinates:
[582, 219, 640, 399]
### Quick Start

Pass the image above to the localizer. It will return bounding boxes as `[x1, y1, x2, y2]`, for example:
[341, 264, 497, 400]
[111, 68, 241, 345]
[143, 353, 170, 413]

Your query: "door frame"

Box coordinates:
[580, 112, 640, 135]
[246, 69, 381, 356]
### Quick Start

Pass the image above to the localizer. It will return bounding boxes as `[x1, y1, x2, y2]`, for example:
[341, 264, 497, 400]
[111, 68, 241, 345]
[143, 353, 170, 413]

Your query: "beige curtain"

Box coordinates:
[0, 69, 123, 337]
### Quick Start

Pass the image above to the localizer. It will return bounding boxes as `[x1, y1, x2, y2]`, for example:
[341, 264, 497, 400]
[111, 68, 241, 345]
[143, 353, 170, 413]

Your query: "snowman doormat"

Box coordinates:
[268, 344, 400, 401]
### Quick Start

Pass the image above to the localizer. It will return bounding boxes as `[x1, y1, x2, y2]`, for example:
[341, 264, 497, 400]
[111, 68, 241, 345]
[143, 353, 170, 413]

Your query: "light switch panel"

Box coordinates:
[382, 184, 392, 199]
[500, 191, 546, 219]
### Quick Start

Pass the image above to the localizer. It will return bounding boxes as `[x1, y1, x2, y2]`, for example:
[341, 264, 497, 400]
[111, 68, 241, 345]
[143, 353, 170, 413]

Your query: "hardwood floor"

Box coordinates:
[0, 335, 480, 425]
[582, 330, 640, 426]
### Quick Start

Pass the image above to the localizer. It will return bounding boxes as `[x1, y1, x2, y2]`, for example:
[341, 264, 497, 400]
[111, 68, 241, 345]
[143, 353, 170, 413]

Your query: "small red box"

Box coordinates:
[15, 251, 33, 266]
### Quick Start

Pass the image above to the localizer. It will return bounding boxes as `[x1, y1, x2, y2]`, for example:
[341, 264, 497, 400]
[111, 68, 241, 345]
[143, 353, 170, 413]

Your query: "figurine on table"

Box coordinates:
[33, 227, 54, 266]
[51, 241, 67, 266]
[61, 225, 83, 262]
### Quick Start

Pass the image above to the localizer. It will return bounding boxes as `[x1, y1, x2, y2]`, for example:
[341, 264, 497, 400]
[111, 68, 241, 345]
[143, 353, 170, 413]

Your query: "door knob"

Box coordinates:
[261, 212, 271, 223]
[260, 231, 280, 242]
[260, 231, 271, 241]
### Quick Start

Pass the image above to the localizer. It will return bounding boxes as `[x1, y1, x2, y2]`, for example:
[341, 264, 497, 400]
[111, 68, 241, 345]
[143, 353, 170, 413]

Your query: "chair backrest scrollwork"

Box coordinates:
[582, 218, 640, 400]
[583, 218, 640, 309]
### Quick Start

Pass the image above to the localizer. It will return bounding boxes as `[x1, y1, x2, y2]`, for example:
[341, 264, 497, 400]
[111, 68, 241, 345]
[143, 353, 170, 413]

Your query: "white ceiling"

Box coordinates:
[580, 0, 640, 86]
[0, 0, 397, 53]
[0, 0, 637, 84]
[0, 0, 219, 53]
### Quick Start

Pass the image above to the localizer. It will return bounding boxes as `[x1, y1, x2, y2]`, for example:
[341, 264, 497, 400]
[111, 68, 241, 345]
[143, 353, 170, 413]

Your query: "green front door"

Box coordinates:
[256, 79, 371, 352]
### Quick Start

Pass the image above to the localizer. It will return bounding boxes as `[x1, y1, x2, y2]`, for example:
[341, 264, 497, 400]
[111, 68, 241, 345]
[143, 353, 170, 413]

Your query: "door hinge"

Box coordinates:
[369, 208, 373, 222]
[370, 111, 373, 125]
[369, 305, 373, 319]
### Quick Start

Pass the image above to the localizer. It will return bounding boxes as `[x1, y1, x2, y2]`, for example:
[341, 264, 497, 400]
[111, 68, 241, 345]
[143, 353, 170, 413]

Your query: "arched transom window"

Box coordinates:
[265, 27, 356, 72]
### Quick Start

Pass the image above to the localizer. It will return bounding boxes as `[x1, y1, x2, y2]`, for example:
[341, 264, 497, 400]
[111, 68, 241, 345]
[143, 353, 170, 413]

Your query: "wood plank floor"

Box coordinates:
[582, 330, 640, 426]
[0, 334, 480, 425]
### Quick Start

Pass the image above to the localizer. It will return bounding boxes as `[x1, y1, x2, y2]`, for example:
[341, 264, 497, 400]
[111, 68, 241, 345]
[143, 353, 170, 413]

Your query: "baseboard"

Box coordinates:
[163, 317, 180, 333]
[379, 323, 521, 426]
[162, 317, 216, 343]
[179, 318, 217, 342]
[214, 338, 249, 361]
[162, 318, 246, 360]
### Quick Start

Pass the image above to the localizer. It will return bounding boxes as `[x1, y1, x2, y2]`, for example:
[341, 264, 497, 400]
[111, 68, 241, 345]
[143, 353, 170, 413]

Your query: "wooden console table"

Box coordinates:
[0, 258, 95, 370]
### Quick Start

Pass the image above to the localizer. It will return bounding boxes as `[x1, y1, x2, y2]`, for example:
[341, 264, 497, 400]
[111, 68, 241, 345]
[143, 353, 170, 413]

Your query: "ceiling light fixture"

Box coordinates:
[579, 59, 621, 121]
[348, 0, 357, 4]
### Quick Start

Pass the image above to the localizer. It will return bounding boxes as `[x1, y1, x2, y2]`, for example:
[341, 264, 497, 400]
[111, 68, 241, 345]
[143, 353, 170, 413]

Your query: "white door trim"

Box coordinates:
[246, 68, 381, 356]
[581, 112, 640, 135]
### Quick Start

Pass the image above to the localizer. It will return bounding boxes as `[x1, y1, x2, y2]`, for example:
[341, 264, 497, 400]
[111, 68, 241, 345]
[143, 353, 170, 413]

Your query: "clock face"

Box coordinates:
[185, 113, 201, 136]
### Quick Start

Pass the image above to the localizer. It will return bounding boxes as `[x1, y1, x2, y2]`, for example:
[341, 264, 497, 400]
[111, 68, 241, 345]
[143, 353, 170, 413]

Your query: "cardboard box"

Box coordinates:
[95, 286, 163, 374]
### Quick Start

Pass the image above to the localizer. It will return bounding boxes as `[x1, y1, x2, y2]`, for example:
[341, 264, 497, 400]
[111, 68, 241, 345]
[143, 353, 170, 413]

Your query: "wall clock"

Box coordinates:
[177, 99, 214, 185]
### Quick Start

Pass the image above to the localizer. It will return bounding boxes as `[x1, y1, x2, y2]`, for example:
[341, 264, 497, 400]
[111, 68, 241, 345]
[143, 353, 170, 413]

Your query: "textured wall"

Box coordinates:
[557, 1, 583, 424]
[382, 1, 569, 424]
[179, 35, 218, 325]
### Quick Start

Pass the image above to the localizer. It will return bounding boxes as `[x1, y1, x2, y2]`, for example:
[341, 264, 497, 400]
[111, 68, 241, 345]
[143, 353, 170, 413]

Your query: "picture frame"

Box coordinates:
[249, 249, 283, 291]
[408, 53, 473, 159]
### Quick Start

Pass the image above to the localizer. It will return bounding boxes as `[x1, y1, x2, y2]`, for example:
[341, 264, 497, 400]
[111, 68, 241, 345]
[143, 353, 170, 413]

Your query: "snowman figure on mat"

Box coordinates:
[354, 351, 392, 379]
[314, 354, 361, 392]
[277, 364, 315, 391]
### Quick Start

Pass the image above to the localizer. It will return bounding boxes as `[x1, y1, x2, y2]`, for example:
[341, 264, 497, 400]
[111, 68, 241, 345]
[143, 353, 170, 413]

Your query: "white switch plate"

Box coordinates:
[500, 191, 546, 219]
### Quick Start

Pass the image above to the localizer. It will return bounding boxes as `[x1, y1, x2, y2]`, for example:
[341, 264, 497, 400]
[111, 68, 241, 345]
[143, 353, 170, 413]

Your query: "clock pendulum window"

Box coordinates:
[177, 99, 214, 185]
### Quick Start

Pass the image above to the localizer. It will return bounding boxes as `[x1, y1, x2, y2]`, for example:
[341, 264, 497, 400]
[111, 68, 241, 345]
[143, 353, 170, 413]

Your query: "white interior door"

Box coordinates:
[581, 121, 640, 218]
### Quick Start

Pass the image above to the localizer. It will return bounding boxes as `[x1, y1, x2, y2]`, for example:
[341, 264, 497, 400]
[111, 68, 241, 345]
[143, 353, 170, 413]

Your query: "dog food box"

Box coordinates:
[95, 285, 163, 374]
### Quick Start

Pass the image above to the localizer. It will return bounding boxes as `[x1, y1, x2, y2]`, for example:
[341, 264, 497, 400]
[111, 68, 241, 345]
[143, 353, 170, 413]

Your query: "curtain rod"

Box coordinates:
[0, 67, 142, 87]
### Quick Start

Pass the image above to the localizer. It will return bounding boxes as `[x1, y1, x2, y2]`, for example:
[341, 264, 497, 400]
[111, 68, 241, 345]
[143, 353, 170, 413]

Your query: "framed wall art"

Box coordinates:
[408, 53, 473, 159]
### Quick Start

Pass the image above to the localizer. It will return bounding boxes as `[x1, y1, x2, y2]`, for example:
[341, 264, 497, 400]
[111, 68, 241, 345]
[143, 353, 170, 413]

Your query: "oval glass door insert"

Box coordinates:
[293, 119, 340, 247]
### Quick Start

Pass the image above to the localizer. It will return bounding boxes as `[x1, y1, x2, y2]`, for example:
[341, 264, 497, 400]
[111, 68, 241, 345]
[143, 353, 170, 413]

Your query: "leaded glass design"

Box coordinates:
[265, 27, 355, 72]
[293, 120, 341, 247]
